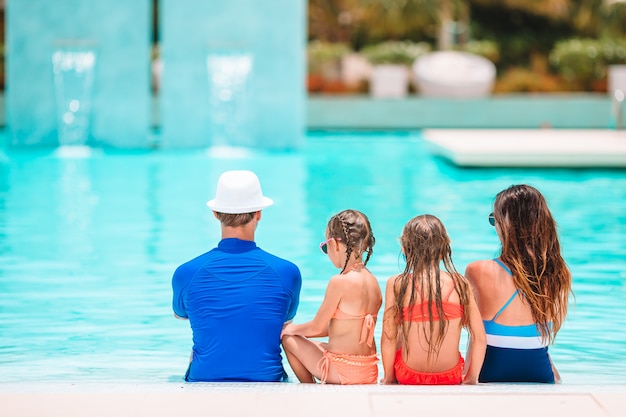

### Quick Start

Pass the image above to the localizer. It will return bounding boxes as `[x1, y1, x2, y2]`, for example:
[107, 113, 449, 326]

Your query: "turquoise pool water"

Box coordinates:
[0, 130, 625, 384]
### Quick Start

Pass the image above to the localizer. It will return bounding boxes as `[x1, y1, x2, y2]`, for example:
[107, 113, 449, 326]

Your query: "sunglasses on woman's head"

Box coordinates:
[488, 213, 495, 227]
[319, 237, 341, 254]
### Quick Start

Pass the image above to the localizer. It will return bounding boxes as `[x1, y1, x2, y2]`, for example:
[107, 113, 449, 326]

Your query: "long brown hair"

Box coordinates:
[391, 214, 472, 363]
[326, 209, 375, 273]
[493, 184, 572, 344]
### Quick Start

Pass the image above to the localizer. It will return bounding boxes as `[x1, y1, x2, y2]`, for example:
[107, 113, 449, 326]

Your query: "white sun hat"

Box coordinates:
[206, 170, 274, 214]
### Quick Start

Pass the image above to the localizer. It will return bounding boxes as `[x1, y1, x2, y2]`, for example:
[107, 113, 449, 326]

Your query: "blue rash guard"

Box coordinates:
[172, 238, 302, 382]
[479, 259, 555, 383]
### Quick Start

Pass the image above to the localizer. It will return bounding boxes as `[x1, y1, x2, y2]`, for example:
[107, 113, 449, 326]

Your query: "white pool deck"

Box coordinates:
[1, 382, 625, 417]
[423, 129, 626, 167]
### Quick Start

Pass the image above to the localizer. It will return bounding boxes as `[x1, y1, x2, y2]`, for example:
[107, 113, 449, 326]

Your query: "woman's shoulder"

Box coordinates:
[464, 259, 499, 287]
[465, 259, 496, 275]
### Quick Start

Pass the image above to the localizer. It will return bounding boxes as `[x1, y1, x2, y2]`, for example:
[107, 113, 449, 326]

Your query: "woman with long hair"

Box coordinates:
[381, 214, 485, 385]
[465, 184, 572, 383]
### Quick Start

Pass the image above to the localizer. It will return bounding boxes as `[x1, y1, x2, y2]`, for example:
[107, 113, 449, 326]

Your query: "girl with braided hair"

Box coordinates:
[281, 209, 382, 384]
[465, 184, 572, 383]
[381, 214, 486, 385]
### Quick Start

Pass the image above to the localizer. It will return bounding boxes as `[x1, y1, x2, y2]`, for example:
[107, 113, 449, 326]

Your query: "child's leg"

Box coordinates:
[281, 335, 335, 383]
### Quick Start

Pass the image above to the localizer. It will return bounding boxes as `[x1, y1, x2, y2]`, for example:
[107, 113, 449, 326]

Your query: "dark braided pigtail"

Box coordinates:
[339, 216, 353, 273]
[326, 209, 375, 273]
[358, 211, 375, 266]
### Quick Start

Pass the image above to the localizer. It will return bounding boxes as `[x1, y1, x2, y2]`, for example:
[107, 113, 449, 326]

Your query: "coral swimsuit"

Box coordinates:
[394, 284, 465, 385]
[316, 306, 379, 385]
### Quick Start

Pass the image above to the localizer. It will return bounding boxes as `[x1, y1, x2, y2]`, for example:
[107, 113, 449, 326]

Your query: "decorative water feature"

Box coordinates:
[52, 45, 97, 154]
[608, 65, 626, 130]
[206, 52, 254, 150]
[612, 89, 625, 130]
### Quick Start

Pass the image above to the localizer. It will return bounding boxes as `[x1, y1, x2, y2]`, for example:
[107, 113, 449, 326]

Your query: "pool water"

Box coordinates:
[0, 130, 625, 384]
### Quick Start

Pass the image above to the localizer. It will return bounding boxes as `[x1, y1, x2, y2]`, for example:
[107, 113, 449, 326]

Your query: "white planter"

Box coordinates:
[414, 51, 495, 98]
[608, 65, 626, 95]
[608, 65, 626, 129]
[370, 64, 409, 98]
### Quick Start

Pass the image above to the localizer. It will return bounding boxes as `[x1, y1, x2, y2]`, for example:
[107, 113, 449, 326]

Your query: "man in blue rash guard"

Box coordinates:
[172, 170, 302, 382]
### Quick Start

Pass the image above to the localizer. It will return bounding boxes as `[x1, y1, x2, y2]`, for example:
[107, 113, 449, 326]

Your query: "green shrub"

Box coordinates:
[600, 38, 626, 65]
[360, 41, 431, 66]
[549, 38, 626, 88]
[494, 68, 572, 93]
[307, 41, 351, 74]
[459, 40, 500, 64]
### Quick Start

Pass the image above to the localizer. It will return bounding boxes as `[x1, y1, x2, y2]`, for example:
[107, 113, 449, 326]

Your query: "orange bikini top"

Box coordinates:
[401, 284, 463, 322]
[332, 306, 377, 347]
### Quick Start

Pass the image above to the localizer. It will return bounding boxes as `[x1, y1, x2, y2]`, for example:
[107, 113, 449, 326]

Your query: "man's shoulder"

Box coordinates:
[174, 249, 217, 275]
[256, 249, 301, 276]
[257, 249, 297, 266]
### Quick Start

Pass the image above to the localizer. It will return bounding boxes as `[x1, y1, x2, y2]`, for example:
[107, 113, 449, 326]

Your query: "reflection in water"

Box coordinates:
[145, 162, 163, 263]
[57, 158, 97, 260]
[0, 161, 9, 260]
[52, 48, 97, 147]
[206, 53, 253, 148]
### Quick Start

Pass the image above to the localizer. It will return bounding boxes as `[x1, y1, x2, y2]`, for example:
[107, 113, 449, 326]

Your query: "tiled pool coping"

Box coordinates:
[2, 383, 625, 417]
[307, 94, 615, 130]
[4, 93, 614, 129]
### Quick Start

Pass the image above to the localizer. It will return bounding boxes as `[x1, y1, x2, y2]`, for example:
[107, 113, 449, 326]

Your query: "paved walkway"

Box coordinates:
[2, 383, 625, 417]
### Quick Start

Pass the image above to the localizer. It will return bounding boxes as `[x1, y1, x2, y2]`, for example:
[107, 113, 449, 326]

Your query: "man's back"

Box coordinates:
[172, 238, 301, 382]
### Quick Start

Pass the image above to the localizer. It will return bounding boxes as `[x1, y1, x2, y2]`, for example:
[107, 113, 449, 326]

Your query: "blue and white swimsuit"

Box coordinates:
[479, 259, 555, 383]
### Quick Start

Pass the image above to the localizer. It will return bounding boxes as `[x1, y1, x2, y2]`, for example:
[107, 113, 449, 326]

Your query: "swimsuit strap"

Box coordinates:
[332, 306, 368, 320]
[359, 314, 376, 348]
[332, 307, 376, 347]
[490, 258, 518, 321]
[493, 258, 513, 275]
[415, 281, 454, 301]
[317, 350, 332, 384]
[442, 282, 456, 301]
[332, 306, 359, 320]
[491, 290, 519, 321]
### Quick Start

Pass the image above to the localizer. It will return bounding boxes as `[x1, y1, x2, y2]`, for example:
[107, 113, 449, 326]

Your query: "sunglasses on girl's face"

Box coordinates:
[488, 213, 495, 227]
[319, 237, 341, 254]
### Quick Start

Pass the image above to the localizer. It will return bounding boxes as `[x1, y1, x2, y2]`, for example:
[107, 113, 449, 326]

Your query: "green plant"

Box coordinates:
[459, 39, 500, 63]
[549, 37, 626, 89]
[360, 41, 431, 66]
[307, 41, 351, 74]
[494, 67, 572, 93]
[600, 38, 626, 65]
